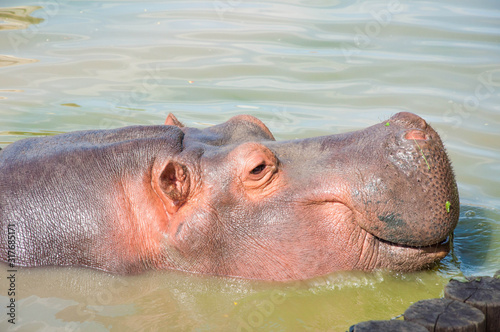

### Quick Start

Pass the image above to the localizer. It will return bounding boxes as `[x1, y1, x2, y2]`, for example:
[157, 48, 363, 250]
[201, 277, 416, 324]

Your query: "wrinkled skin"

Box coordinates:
[0, 112, 459, 280]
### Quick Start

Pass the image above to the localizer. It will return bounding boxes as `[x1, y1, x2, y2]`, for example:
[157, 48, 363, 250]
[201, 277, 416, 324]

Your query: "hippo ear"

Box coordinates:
[154, 161, 190, 214]
[165, 113, 184, 127]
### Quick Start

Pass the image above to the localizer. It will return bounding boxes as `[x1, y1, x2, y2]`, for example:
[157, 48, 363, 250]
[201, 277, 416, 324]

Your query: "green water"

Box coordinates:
[0, 1, 499, 331]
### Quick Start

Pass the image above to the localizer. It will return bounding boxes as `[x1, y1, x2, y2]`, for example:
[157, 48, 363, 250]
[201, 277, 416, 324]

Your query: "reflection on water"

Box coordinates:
[0, 54, 37, 68]
[450, 205, 500, 276]
[437, 205, 500, 280]
[0, 0, 499, 331]
[0, 266, 453, 331]
[0, 6, 43, 31]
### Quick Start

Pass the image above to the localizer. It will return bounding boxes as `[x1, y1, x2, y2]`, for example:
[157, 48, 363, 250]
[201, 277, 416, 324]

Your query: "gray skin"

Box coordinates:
[0, 112, 459, 281]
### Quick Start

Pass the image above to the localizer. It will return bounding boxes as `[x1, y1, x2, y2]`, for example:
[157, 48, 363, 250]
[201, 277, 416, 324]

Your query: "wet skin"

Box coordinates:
[0, 112, 459, 280]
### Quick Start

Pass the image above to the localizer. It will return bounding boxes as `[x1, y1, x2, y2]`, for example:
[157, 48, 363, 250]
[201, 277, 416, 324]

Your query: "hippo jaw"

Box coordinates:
[354, 227, 452, 272]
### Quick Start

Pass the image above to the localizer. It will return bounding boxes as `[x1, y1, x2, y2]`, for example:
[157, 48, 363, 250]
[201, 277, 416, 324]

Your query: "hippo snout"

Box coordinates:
[391, 111, 429, 131]
[351, 112, 459, 248]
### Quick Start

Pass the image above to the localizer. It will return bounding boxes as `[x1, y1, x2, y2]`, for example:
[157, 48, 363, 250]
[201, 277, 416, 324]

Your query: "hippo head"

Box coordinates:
[154, 112, 459, 280]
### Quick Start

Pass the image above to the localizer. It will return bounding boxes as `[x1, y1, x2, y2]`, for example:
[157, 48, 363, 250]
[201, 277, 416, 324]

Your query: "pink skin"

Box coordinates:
[154, 113, 457, 280]
[0, 112, 458, 280]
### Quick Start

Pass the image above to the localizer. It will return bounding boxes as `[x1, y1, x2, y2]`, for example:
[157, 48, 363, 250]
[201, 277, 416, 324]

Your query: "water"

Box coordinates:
[0, 1, 499, 331]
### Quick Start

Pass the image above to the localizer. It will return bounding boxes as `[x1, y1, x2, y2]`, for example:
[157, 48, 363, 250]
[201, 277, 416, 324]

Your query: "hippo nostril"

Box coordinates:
[405, 130, 427, 141]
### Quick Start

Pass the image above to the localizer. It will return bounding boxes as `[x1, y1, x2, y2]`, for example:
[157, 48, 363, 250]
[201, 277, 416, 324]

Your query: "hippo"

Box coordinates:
[0, 112, 459, 280]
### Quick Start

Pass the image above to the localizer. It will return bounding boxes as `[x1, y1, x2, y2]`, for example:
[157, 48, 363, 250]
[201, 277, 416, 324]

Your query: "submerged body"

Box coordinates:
[0, 112, 459, 280]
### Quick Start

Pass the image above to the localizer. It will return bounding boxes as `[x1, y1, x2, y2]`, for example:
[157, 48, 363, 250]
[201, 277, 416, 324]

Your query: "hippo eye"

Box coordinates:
[250, 163, 266, 175]
[238, 143, 279, 191]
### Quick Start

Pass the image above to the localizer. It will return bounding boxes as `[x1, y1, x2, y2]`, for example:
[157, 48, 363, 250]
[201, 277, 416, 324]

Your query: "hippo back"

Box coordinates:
[0, 125, 183, 272]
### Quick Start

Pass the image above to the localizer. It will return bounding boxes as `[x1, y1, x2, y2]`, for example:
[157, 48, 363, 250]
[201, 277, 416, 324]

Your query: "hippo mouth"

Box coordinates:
[374, 234, 451, 251]
[366, 231, 451, 271]
[316, 198, 452, 271]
